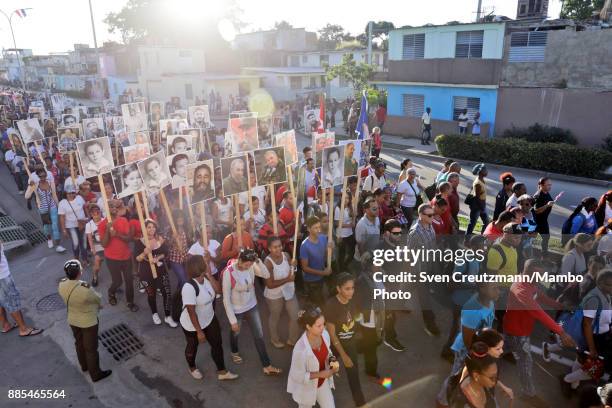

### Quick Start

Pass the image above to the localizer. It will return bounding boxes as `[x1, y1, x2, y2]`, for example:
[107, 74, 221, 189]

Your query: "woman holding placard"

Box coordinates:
[134, 219, 177, 328]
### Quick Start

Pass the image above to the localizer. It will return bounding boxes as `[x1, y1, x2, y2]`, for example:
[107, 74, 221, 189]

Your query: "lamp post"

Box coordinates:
[0, 8, 32, 92]
[88, 0, 103, 100]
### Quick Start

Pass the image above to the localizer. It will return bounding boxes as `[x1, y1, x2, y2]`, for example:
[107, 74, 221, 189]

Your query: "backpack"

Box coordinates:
[561, 213, 585, 246]
[171, 279, 200, 322]
[558, 293, 603, 349]
[219, 258, 239, 292]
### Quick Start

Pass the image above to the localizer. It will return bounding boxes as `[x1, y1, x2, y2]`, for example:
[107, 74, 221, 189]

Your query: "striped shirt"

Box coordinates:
[37, 187, 56, 212]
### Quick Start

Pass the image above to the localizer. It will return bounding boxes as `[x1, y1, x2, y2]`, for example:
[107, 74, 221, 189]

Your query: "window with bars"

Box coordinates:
[455, 30, 484, 59]
[401, 94, 424, 118]
[509, 31, 548, 62]
[290, 76, 302, 89]
[402, 34, 425, 60]
[452, 96, 480, 120]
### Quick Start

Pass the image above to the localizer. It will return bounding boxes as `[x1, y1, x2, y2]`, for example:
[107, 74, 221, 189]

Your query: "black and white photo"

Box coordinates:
[76, 137, 114, 177]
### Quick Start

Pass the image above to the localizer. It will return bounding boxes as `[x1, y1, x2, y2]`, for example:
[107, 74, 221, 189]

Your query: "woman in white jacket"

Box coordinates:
[288, 305, 339, 408]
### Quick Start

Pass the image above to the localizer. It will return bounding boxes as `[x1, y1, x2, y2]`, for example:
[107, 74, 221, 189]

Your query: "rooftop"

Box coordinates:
[242, 67, 325, 74]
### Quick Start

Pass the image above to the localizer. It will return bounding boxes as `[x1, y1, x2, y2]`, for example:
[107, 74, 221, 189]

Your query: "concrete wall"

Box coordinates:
[495, 87, 612, 146]
[384, 115, 490, 139]
[387, 59, 502, 85]
[383, 84, 498, 136]
[501, 29, 612, 89]
[389, 22, 506, 60]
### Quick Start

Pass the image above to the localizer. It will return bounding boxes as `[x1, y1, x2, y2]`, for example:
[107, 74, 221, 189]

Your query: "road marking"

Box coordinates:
[36, 257, 47, 268]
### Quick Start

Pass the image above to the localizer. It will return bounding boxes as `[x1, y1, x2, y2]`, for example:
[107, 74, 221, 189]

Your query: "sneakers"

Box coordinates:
[152, 313, 162, 325]
[92, 370, 112, 382]
[217, 370, 239, 381]
[47, 239, 53, 249]
[55, 245, 66, 253]
[271, 340, 285, 349]
[164, 316, 178, 328]
[189, 368, 203, 380]
[383, 338, 406, 352]
[541, 342, 551, 363]
[520, 394, 551, 408]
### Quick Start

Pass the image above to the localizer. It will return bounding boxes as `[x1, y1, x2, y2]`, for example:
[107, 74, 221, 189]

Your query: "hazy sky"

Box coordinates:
[0, 0, 563, 55]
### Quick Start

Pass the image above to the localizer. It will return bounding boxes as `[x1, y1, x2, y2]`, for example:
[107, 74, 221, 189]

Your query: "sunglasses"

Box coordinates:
[390, 231, 402, 236]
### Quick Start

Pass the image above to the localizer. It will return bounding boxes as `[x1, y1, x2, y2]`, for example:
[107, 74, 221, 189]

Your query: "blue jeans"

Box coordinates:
[229, 305, 271, 367]
[41, 207, 60, 241]
[466, 200, 489, 236]
[68, 227, 87, 261]
[168, 261, 187, 287]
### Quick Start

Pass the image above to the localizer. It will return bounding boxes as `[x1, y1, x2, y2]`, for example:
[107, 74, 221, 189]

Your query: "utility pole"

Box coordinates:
[367, 21, 373, 65]
[476, 0, 483, 22]
[0, 8, 31, 92]
[88, 0, 102, 100]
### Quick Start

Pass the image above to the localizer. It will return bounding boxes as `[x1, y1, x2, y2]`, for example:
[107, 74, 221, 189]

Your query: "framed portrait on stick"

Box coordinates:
[321, 145, 345, 189]
[111, 163, 144, 199]
[17, 118, 44, 144]
[338, 140, 359, 176]
[188, 105, 211, 129]
[82, 117, 105, 140]
[123, 143, 151, 164]
[187, 160, 215, 204]
[229, 116, 258, 154]
[57, 127, 82, 153]
[76, 137, 114, 178]
[167, 152, 196, 189]
[312, 131, 335, 168]
[220, 154, 249, 197]
[253, 146, 287, 187]
[137, 150, 171, 194]
[273, 130, 298, 166]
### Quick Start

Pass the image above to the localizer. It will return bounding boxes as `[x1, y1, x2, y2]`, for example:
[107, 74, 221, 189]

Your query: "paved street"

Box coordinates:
[0, 136, 592, 408]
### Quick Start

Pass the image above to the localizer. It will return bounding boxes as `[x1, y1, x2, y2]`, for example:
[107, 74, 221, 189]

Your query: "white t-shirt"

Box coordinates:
[421, 112, 431, 125]
[334, 207, 353, 238]
[179, 279, 216, 332]
[362, 174, 386, 193]
[188, 240, 221, 275]
[85, 219, 103, 253]
[5, 150, 15, 164]
[262, 253, 295, 300]
[458, 113, 469, 127]
[58, 196, 86, 228]
[64, 175, 86, 192]
[215, 199, 233, 223]
[239, 185, 266, 209]
[244, 208, 266, 237]
[0, 246, 10, 280]
[397, 179, 419, 208]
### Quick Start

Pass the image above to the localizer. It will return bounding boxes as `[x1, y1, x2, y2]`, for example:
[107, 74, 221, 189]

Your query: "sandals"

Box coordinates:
[263, 366, 282, 376]
[19, 328, 43, 337]
[108, 294, 117, 305]
[127, 303, 139, 312]
[231, 353, 243, 364]
[1, 323, 18, 334]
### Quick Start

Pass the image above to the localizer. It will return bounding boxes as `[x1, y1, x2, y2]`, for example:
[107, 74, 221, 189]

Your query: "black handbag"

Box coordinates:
[40, 212, 52, 225]
[464, 193, 475, 206]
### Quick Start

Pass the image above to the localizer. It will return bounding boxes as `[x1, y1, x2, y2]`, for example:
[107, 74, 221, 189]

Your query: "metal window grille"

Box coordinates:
[402, 34, 425, 60]
[452, 96, 480, 121]
[401, 94, 425, 118]
[455, 30, 484, 59]
[509, 31, 547, 62]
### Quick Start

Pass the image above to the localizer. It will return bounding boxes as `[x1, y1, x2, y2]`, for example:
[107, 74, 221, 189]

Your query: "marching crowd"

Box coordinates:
[0, 87, 611, 408]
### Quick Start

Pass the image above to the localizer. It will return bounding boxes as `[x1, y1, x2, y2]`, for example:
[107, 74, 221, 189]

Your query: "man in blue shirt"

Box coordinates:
[299, 216, 331, 307]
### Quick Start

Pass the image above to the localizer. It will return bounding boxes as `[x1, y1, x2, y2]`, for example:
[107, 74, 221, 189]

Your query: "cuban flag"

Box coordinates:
[355, 90, 369, 139]
[15, 9, 28, 18]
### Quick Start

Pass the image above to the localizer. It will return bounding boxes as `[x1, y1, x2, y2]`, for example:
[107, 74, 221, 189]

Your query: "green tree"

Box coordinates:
[560, 0, 605, 20]
[317, 24, 346, 50]
[325, 54, 374, 92]
[274, 20, 293, 30]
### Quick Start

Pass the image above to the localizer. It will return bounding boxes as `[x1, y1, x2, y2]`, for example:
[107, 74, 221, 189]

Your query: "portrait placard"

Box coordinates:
[220, 154, 249, 197]
[187, 160, 215, 204]
[111, 163, 144, 199]
[321, 145, 345, 188]
[253, 146, 287, 187]
[76, 137, 114, 178]
[137, 150, 171, 194]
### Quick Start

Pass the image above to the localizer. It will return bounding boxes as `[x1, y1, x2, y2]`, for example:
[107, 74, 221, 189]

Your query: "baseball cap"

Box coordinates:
[65, 184, 77, 193]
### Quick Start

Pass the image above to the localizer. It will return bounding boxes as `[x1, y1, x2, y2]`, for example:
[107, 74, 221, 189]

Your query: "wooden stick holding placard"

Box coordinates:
[114, 138, 119, 164]
[159, 189, 178, 239]
[186, 190, 196, 235]
[269, 184, 278, 235]
[326, 187, 334, 266]
[134, 191, 157, 278]
[287, 166, 297, 211]
[33, 140, 47, 171]
[97, 174, 112, 223]
[198, 201, 208, 249]
[353, 169, 362, 224]
[142, 191, 150, 219]
[23, 164, 41, 208]
[292, 208, 300, 260]
[234, 194, 243, 248]
[337, 178, 348, 241]
[178, 186, 184, 210]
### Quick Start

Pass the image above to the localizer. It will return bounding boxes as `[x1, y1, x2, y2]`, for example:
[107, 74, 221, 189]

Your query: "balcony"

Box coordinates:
[386, 59, 502, 86]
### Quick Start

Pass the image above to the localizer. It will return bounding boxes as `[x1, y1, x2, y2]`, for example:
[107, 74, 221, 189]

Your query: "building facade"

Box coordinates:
[375, 22, 506, 137]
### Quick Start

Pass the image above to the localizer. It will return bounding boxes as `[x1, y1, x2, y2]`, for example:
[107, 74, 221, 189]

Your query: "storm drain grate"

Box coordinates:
[99, 323, 144, 362]
[0, 216, 17, 229]
[36, 293, 66, 312]
[20, 220, 39, 233]
[0, 227, 28, 243]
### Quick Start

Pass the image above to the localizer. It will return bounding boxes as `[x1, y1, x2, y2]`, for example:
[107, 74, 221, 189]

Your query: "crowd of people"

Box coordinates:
[0, 87, 610, 408]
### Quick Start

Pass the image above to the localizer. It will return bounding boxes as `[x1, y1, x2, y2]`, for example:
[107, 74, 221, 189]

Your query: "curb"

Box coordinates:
[381, 144, 612, 189]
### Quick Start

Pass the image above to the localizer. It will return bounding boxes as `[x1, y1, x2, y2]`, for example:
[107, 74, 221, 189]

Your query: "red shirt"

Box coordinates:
[279, 206, 295, 237]
[98, 217, 132, 260]
[129, 219, 142, 239]
[483, 222, 503, 243]
[375, 106, 387, 123]
[448, 189, 460, 219]
[312, 340, 329, 388]
[503, 281, 563, 337]
[275, 185, 287, 206]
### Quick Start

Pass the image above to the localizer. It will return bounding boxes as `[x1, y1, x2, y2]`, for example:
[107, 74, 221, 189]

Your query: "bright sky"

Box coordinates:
[0, 0, 563, 55]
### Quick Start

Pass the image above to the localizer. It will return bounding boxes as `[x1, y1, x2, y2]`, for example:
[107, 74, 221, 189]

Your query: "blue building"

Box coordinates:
[373, 22, 506, 137]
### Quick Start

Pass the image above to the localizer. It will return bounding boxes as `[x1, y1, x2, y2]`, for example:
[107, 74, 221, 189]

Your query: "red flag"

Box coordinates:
[317, 94, 325, 134]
